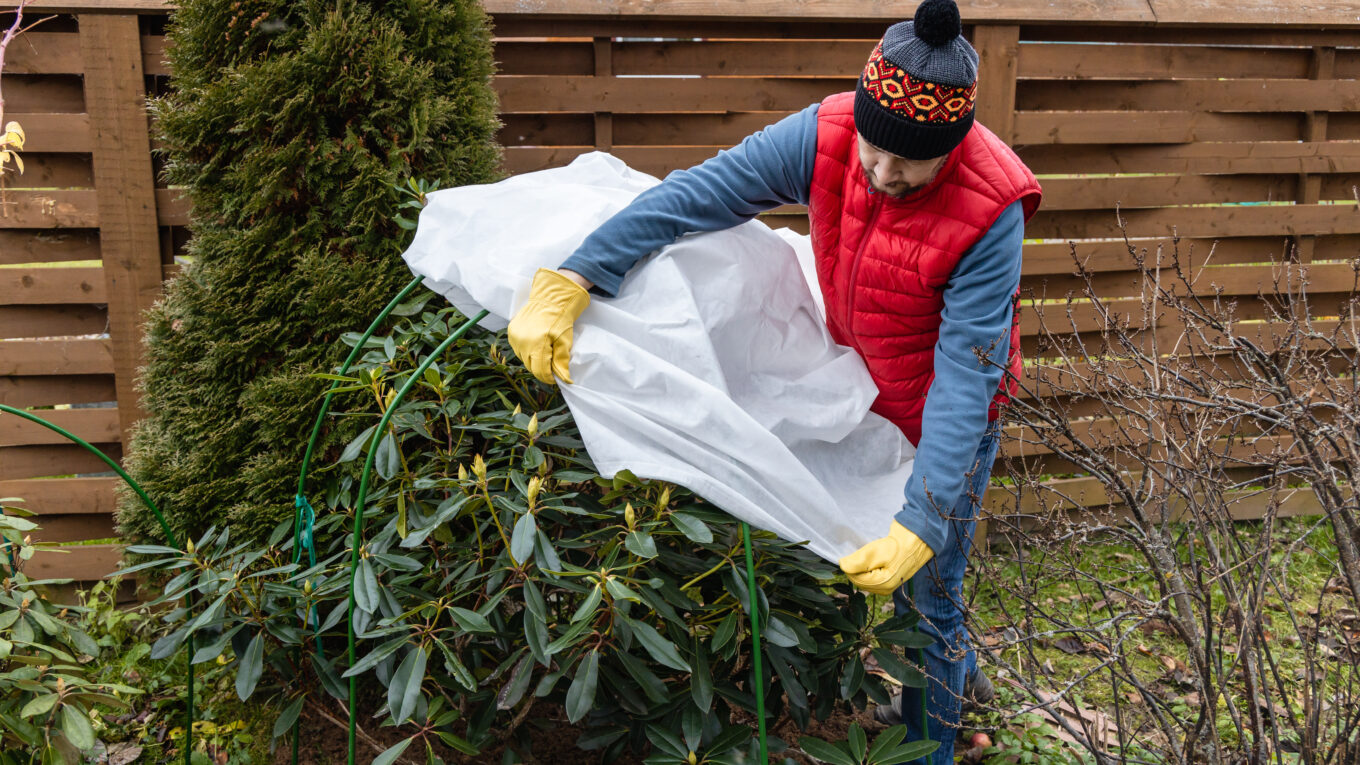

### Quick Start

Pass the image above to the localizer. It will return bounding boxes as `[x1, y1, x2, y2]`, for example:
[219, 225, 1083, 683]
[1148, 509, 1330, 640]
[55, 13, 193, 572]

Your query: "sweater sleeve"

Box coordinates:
[892, 200, 1025, 555]
[558, 103, 820, 297]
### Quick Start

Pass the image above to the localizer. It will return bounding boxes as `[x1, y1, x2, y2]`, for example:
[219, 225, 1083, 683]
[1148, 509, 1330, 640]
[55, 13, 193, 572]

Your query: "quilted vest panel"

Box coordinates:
[809, 91, 1042, 445]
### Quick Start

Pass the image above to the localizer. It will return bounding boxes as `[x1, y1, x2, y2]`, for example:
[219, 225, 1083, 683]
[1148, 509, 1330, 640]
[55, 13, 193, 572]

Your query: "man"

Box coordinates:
[507, 0, 1041, 760]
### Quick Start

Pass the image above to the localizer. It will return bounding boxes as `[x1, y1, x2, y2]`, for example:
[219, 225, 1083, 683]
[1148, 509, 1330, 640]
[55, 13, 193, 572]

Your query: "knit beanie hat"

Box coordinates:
[854, 0, 978, 160]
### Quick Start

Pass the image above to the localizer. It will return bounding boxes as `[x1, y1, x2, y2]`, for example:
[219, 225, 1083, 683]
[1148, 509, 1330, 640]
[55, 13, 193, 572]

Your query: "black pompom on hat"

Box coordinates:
[853, 0, 978, 160]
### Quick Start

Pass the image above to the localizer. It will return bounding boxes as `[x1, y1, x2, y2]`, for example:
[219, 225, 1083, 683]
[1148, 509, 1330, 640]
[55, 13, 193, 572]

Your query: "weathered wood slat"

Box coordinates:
[1019, 26, 1360, 48]
[1017, 79, 1360, 113]
[0, 230, 100, 267]
[0, 267, 106, 305]
[3, 74, 86, 113]
[1018, 42, 1313, 81]
[983, 478, 1326, 521]
[0, 338, 114, 376]
[1018, 141, 1360, 175]
[510, 143, 1360, 179]
[0, 190, 98, 228]
[3, 33, 168, 76]
[488, 0, 1154, 22]
[3, 113, 91, 152]
[24, 543, 124, 584]
[0, 444, 122, 482]
[0, 305, 107, 340]
[1013, 111, 1302, 145]
[501, 112, 800, 148]
[493, 17, 896, 40]
[1039, 174, 1299, 211]
[495, 75, 848, 114]
[1028, 203, 1360, 240]
[0, 376, 118, 408]
[25, 514, 119, 544]
[0, 478, 119, 516]
[81, 13, 163, 452]
[2, 154, 96, 189]
[0, 406, 120, 448]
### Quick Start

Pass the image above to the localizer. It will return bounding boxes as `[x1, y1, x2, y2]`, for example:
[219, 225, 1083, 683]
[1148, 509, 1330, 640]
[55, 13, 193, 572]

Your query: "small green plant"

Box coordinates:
[982, 713, 1093, 765]
[0, 499, 141, 765]
[799, 723, 939, 765]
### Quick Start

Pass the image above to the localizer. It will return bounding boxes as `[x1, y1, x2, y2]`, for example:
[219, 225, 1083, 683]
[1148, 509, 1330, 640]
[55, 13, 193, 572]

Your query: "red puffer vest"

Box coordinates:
[809, 91, 1041, 446]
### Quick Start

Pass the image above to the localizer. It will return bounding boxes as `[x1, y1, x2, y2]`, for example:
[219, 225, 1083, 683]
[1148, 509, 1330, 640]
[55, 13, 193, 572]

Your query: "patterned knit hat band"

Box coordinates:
[854, 0, 978, 160]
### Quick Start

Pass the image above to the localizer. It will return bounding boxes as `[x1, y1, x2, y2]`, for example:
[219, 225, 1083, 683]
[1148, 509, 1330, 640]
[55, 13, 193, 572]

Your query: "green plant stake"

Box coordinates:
[0, 404, 196, 765]
[741, 521, 769, 763]
[288, 274, 427, 765]
[342, 309, 489, 764]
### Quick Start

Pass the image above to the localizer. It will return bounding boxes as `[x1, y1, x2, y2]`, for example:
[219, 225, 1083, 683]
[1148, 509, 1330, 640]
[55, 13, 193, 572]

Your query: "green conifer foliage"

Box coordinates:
[119, 0, 501, 547]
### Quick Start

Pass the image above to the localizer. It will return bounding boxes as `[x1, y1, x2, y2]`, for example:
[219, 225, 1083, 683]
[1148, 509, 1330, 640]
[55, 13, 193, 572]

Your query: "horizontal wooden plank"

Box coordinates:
[3, 112, 91, 152]
[495, 41, 595, 77]
[0, 189, 185, 229]
[1019, 25, 1360, 48]
[983, 476, 1326, 521]
[25, 514, 119, 544]
[0, 477, 118, 516]
[1039, 174, 1300, 211]
[1321, 175, 1360, 201]
[1338, 50, 1360, 80]
[0, 376, 118, 408]
[0, 338, 114, 376]
[0, 406, 120, 448]
[0, 443, 122, 481]
[610, 39, 870, 77]
[1017, 79, 1360, 113]
[1020, 235, 1334, 277]
[11, 33, 175, 77]
[0, 190, 98, 228]
[24, 543, 123, 584]
[1019, 141, 1360, 175]
[0, 305, 108, 339]
[493, 17, 897, 40]
[499, 111, 801, 148]
[0, 267, 106, 305]
[2, 154, 95, 189]
[0, 230, 100, 266]
[1017, 42, 1313, 81]
[483, 0, 1157, 22]
[1013, 111, 1302, 145]
[3, 74, 85, 113]
[504, 145, 717, 177]
[495, 75, 847, 113]
[1027, 203, 1360, 240]
[1023, 261, 1360, 302]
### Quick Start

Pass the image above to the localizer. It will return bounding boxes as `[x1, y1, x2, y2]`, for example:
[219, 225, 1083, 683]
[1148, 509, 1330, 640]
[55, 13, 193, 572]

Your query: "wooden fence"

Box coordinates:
[3, 0, 1359, 584]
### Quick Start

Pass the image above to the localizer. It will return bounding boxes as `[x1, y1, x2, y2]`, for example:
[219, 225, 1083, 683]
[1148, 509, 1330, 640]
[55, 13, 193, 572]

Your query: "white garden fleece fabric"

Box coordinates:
[402, 152, 916, 563]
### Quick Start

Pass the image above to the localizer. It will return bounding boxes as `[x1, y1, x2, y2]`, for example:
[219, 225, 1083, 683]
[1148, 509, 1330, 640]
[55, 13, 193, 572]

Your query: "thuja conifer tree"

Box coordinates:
[118, 0, 501, 547]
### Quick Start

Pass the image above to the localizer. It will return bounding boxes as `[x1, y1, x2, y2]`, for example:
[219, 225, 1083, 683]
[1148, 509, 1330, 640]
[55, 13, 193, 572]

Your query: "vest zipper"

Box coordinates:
[845, 188, 886, 347]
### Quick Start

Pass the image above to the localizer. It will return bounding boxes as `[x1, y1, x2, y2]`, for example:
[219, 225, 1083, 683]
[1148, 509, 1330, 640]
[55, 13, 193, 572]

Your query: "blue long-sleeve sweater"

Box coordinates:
[559, 103, 1023, 556]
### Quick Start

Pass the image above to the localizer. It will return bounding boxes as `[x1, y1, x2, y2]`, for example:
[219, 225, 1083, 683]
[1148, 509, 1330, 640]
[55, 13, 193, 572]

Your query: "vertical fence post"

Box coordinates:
[969, 22, 1020, 552]
[971, 23, 1019, 146]
[594, 36, 613, 152]
[1295, 45, 1334, 264]
[78, 12, 163, 451]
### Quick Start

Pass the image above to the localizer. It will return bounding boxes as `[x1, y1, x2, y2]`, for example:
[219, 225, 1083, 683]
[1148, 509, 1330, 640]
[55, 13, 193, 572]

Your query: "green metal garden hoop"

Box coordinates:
[0, 403, 197, 765]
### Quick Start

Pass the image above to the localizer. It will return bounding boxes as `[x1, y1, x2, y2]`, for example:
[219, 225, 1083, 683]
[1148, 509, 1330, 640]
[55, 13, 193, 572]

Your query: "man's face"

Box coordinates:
[856, 134, 949, 198]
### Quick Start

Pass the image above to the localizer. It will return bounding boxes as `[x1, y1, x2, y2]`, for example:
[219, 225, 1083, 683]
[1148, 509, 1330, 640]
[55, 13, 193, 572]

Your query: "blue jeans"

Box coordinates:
[890, 423, 1001, 764]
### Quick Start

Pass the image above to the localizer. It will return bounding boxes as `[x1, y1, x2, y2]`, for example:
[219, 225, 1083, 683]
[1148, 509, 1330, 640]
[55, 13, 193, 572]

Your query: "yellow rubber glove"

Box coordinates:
[838, 521, 935, 596]
[507, 268, 590, 385]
